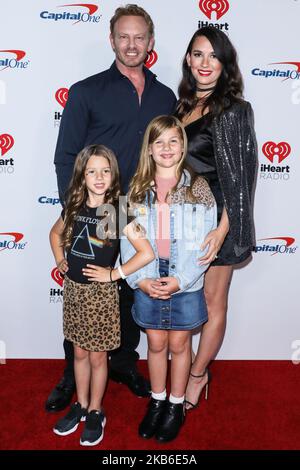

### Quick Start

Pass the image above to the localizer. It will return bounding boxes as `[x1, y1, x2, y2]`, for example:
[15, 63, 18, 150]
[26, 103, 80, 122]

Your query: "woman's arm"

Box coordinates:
[49, 216, 68, 274]
[198, 206, 229, 265]
[211, 101, 257, 252]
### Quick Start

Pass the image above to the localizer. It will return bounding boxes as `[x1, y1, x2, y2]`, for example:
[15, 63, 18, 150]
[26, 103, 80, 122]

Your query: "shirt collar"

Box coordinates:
[109, 60, 156, 84]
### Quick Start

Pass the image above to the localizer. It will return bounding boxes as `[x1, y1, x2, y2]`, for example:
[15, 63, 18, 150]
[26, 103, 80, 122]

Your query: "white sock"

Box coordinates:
[151, 390, 167, 401]
[169, 393, 185, 404]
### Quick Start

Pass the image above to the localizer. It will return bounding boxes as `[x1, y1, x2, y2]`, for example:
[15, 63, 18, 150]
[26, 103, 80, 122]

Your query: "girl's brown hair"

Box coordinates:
[128, 115, 196, 204]
[62, 144, 120, 249]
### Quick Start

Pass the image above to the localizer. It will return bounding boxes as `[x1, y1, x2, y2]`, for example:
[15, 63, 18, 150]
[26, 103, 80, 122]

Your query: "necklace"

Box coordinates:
[196, 86, 216, 92]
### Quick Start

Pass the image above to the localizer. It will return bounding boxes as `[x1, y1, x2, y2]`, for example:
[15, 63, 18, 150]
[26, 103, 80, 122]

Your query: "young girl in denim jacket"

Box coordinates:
[121, 115, 217, 442]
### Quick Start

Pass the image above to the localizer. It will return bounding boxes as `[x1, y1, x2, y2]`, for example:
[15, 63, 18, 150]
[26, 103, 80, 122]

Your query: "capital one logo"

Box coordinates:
[252, 62, 300, 81]
[272, 61, 300, 81]
[51, 267, 64, 287]
[55, 88, 69, 108]
[0, 50, 28, 71]
[0, 232, 26, 251]
[0, 133, 14, 156]
[254, 237, 297, 256]
[262, 141, 291, 164]
[199, 0, 229, 20]
[40, 4, 101, 25]
[144, 50, 158, 69]
[65, 3, 98, 15]
[272, 62, 300, 72]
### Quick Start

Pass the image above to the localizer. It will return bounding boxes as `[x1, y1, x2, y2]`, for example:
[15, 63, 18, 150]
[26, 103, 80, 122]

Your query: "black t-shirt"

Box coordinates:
[64, 204, 125, 284]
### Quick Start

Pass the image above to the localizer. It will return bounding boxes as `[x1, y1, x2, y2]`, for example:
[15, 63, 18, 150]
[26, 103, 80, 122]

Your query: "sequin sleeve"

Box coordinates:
[212, 101, 258, 256]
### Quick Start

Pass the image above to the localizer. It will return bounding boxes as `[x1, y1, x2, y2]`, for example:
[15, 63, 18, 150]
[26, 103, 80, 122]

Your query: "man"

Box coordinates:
[46, 4, 176, 412]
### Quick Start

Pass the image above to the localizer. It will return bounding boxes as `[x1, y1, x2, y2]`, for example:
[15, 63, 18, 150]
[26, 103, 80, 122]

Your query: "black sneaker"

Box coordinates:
[80, 409, 106, 446]
[53, 402, 87, 436]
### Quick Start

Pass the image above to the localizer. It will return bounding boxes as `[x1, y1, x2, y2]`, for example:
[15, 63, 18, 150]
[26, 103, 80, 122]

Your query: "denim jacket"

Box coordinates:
[121, 170, 217, 294]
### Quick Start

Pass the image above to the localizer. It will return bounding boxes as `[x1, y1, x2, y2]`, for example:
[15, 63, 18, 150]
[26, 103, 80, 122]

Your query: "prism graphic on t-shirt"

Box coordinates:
[71, 224, 107, 259]
[71, 225, 95, 259]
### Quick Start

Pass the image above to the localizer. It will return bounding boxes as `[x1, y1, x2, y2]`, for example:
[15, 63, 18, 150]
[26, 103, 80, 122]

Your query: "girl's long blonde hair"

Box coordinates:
[128, 115, 190, 204]
[62, 144, 121, 250]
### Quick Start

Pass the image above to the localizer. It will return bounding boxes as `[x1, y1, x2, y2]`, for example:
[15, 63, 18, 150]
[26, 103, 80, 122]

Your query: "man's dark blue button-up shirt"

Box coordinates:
[54, 61, 177, 198]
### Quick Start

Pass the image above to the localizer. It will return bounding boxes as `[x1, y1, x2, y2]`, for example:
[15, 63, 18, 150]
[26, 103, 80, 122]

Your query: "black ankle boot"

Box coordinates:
[155, 401, 185, 443]
[139, 398, 167, 439]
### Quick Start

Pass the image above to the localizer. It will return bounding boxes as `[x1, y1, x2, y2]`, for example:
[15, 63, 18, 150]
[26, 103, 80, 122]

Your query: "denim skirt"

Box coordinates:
[132, 258, 208, 330]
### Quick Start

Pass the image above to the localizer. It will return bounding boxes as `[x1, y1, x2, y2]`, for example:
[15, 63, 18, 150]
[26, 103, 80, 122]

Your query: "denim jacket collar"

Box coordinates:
[177, 169, 191, 188]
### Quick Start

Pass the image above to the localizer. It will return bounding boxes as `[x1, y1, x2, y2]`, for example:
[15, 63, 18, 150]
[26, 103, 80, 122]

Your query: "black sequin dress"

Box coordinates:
[185, 113, 251, 266]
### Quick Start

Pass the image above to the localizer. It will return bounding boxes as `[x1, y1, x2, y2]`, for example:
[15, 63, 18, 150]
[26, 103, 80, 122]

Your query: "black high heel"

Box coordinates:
[184, 368, 212, 410]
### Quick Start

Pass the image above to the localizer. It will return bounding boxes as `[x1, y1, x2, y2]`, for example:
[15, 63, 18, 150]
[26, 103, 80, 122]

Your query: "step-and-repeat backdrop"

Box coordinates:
[1, 1, 299, 361]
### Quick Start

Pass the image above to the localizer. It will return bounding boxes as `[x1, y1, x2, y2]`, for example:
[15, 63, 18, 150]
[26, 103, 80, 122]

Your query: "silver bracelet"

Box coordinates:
[117, 265, 127, 280]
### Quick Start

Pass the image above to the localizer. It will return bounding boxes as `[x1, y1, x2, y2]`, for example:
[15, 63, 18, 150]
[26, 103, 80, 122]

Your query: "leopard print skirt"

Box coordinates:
[63, 276, 120, 352]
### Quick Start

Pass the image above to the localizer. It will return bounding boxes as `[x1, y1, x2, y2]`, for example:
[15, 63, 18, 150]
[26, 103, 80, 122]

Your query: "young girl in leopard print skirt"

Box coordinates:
[49, 144, 154, 446]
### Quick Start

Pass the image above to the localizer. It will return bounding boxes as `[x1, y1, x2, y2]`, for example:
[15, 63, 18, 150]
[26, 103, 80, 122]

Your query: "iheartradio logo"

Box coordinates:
[199, 0, 229, 20]
[51, 267, 64, 287]
[55, 88, 69, 108]
[262, 141, 291, 164]
[144, 50, 158, 69]
[0, 133, 14, 156]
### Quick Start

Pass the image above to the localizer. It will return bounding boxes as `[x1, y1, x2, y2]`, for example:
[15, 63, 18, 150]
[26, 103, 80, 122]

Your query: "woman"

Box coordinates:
[175, 26, 257, 409]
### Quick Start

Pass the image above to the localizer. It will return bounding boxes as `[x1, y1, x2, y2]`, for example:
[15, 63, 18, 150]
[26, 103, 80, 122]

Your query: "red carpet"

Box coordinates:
[0, 360, 299, 450]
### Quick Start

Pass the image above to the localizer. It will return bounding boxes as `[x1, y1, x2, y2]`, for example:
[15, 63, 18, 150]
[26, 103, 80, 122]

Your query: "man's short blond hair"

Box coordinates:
[110, 4, 154, 37]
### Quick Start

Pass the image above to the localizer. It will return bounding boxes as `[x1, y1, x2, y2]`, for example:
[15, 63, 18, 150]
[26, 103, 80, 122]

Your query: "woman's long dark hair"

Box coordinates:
[176, 27, 243, 119]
